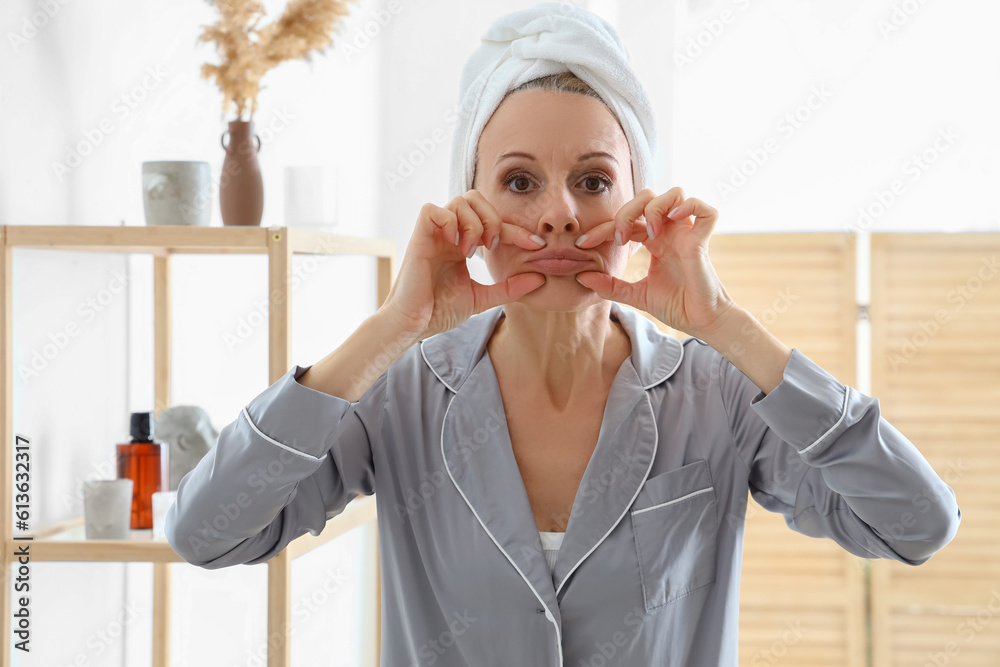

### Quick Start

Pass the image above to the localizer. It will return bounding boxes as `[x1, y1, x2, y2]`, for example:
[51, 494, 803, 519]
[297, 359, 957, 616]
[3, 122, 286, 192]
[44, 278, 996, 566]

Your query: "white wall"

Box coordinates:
[669, 0, 1000, 234]
[2, 0, 997, 665]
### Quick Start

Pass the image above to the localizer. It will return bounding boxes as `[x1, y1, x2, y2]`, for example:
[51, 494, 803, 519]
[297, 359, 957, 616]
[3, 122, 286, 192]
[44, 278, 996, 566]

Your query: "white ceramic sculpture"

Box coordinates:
[154, 406, 218, 490]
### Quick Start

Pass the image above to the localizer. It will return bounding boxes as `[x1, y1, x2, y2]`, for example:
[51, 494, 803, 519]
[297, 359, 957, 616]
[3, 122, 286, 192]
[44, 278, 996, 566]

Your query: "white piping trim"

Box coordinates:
[241, 406, 327, 462]
[647, 339, 684, 390]
[440, 394, 563, 666]
[799, 386, 851, 456]
[613, 302, 685, 390]
[630, 487, 713, 516]
[555, 391, 659, 600]
[419, 340, 457, 394]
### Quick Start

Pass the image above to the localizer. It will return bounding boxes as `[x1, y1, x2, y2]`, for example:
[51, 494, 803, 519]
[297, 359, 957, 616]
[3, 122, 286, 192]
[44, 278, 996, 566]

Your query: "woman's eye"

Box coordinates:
[509, 176, 532, 193]
[583, 176, 611, 192]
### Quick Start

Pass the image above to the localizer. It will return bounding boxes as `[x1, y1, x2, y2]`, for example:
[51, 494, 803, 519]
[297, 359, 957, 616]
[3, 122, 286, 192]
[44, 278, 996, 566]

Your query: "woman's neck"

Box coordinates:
[486, 303, 632, 410]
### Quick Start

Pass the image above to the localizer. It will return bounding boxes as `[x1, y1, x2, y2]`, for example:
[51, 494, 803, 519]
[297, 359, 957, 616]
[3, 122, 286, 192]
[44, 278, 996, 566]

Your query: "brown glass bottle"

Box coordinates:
[116, 411, 169, 530]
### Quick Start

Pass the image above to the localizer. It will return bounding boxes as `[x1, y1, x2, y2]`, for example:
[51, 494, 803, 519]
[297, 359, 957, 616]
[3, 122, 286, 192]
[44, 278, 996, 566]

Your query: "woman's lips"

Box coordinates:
[526, 258, 593, 274]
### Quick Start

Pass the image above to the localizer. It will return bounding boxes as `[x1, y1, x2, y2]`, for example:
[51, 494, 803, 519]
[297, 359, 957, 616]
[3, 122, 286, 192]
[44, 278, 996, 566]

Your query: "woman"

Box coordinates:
[166, 4, 961, 666]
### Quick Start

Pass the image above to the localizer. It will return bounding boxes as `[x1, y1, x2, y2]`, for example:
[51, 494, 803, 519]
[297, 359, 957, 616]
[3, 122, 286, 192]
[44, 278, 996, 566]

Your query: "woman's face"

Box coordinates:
[473, 88, 639, 310]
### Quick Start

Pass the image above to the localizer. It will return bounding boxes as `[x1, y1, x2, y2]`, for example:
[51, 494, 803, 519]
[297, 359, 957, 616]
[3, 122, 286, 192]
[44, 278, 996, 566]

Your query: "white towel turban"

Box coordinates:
[448, 2, 666, 201]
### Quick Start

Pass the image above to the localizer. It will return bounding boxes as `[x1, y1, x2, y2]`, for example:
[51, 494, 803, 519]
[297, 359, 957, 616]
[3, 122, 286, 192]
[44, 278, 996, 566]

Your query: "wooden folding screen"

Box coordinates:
[869, 233, 1000, 666]
[626, 233, 864, 667]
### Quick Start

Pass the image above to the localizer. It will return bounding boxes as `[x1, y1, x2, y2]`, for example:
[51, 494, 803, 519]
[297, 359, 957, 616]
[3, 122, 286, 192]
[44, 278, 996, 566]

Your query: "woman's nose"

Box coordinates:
[537, 218, 581, 235]
[530, 190, 582, 236]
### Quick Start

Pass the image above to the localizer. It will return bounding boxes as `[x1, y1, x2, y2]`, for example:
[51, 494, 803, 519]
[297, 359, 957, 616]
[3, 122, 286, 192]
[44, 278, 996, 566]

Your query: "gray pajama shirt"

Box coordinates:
[166, 300, 962, 666]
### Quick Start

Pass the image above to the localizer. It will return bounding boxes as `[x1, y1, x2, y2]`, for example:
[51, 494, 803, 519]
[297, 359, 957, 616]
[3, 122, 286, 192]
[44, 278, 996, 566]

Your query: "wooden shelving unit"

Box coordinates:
[0, 225, 396, 667]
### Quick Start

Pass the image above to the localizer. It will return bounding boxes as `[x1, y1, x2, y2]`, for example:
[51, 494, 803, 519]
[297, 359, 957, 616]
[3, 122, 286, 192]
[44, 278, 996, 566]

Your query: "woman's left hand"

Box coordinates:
[574, 187, 739, 340]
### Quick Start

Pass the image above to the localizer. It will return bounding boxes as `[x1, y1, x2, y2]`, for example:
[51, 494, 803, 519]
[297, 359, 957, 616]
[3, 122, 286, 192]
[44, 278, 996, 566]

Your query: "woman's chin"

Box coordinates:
[514, 273, 602, 306]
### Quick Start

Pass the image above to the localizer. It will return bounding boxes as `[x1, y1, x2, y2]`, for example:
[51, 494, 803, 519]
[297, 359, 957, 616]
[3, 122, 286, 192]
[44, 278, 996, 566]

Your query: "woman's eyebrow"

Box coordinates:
[494, 151, 619, 165]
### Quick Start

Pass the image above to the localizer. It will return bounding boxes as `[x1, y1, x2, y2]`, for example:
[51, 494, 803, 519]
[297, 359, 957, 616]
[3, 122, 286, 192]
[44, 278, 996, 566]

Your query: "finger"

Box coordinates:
[476, 220, 546, 257]
[421, 203, 461, 250]
[499, 220, 549, 250]
[574, 218, 616, 249]
[472, 272, 547, 313]
[643, 186, 685, 240]
[576, 188, 656, 249]
[463, 190, 502, 253]
[616, 189, 657, 246]
[665, 197, 719, 240]
[450, 196, 486, 258]
[574, 271, 645, 310]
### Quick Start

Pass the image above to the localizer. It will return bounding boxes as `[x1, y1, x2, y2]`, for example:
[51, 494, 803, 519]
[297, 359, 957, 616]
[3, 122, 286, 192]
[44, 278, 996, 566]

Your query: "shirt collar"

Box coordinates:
[419, 300, 685, 392]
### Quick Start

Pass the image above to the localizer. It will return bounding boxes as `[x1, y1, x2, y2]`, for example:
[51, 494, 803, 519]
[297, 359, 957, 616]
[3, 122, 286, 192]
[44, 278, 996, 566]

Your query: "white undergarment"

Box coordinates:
[539, 530, 565, 571]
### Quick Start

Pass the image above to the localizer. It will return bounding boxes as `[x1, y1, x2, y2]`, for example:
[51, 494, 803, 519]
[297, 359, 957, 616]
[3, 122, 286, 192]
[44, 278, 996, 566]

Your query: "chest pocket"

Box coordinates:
[630, 458, 718, 612]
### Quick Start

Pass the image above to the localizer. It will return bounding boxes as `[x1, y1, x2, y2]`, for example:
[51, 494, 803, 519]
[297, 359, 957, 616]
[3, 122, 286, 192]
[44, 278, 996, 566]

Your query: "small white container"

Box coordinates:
[152, 490, 178, 541]
[284, 165, 339, 230]
[142, 160, 212, 226]
[83, 479, 133, 539]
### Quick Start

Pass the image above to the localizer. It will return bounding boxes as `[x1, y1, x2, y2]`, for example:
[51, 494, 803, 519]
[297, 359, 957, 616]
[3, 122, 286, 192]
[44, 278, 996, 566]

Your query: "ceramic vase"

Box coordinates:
[219, 119, 263, 226]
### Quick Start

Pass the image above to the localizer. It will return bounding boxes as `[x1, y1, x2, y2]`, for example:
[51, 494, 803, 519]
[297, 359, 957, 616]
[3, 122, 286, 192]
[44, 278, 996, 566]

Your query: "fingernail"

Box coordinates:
[667, 206, 682, 219]
[530, 234, 546, 246]
[615, 230, 623, 246]
[466, 243, 477, 259]
[455, 230, 460, 245]
[490, 235, 499, 251]
[574, 234, 588, 247]
[648, 225, 656, 240]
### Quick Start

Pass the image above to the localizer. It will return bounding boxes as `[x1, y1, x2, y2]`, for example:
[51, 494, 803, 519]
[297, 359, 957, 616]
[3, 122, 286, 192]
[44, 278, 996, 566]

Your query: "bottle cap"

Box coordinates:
[130, 411, 155, 442]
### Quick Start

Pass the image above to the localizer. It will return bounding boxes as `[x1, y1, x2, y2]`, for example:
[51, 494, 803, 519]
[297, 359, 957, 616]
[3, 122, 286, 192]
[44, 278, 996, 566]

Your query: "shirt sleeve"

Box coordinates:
[718, 347, 962, 565]
[165, 363, 387, 569]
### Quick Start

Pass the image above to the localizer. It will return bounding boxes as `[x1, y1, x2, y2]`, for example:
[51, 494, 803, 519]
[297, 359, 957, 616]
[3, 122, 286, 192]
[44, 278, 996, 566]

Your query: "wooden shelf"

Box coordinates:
[1, 224, 395, 257]
[0, 223, 394, 667]
[10, 495, 377, 564]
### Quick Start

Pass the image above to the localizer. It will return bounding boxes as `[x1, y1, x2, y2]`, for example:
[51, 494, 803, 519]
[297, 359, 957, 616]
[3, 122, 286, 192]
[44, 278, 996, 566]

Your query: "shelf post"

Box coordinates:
[152, 253, 172, 667]
[376, 254, 394, 310]
[267, 229, 292, 383]
[266, 228, 293, 667]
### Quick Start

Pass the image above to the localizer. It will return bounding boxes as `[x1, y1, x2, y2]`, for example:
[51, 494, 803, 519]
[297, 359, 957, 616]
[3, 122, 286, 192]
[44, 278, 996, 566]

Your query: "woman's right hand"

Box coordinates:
[379, 189, 548, 339]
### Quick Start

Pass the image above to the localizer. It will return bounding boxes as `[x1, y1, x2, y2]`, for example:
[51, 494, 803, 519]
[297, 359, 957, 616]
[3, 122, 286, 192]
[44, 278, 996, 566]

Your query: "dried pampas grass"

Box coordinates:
[198, 0, 357, 120]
